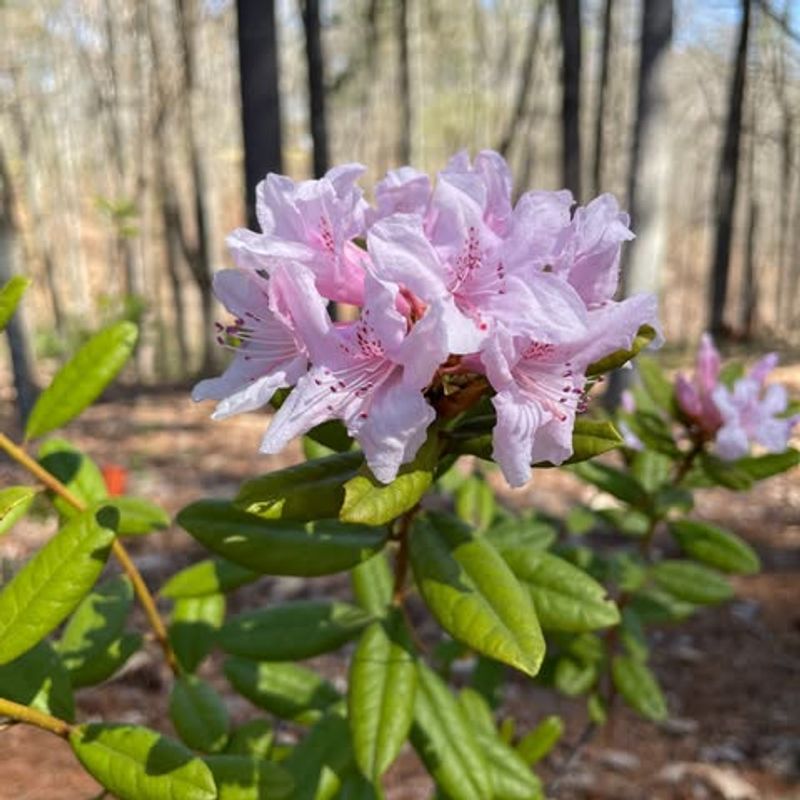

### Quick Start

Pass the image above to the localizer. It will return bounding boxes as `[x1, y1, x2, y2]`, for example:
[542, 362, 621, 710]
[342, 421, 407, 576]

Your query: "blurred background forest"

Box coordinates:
[1, 0, 799, 411]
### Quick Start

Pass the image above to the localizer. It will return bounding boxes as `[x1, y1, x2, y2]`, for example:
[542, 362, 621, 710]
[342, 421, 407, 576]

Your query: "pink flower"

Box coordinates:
[675, 333, 724, 436]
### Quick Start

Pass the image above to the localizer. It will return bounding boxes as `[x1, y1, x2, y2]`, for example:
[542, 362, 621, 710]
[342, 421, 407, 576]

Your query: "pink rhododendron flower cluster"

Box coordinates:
[676, 334, 798, 460]
[194, 151, 657, 486]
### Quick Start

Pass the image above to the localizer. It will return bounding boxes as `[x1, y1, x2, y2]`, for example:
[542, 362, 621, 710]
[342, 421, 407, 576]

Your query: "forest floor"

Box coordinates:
[1, 370, 799, 800]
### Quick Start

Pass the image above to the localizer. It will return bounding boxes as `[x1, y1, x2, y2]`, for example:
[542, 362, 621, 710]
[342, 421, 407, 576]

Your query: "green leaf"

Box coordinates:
[476, 726, 544, 800]
[340, 433, 439, 525]
[170, 594, 225, 673]
[58, 575, 134, 686]
[219, 601, 372, 661]
[611, 656, 668, 721]
[516, 716, 564, 765]
[70, 632, 142, 688]
[486, 516, 557, 553]
[571, 461, 650, 508]
[107, 497, 170, 535]
[668, 519, 760, 575]
[458, 687, 496, 734]
[161, 558, 259, 599]
[69, 724, 217, 800]
[0, 275, 31, 331]
[629, 587, 697, 623]
[349, 618, 417, 781]
[700, 454, 753, 490]
[651, 560, 733, 605]
[350, 552, 393, 617]
[586, 324, 657, 377]
[282, 712, 355, 800]
[554, 657, 597, 697]
[177, 501, 388, 577]
[170, 676, 230, 753]
[0, 507, 117, 665]
[26, 321, 138, 440]
[502, 549, 620, 632]
[337, 772, 385, 800]
[734, 448, 800, 481]
[636, 355, 675, 412]
[225, 719, 274, 759]
[565, 419, 624, 464]
[0, 640, 75, 721]
[410, 662, 491, 800]
[305, 419, 353, 453]
[0, 486, 37, 537]
[410, 513, 544, 676]
[235, 451, 362, 521]
[623, 410, 680, 456]
[469, 655, 506, 709]
[204, 755, 294, 800]
[631, 450, 672, 493]
[39, 439, 108, 519]
[455, 476, 495, 532]
[224, 658, 340, 723]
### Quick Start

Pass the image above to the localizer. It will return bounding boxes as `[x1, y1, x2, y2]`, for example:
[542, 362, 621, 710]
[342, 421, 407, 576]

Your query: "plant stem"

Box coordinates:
[0, 697, 72, 738]
[0, 432, 179, 676]
[392, 509, 416, 606]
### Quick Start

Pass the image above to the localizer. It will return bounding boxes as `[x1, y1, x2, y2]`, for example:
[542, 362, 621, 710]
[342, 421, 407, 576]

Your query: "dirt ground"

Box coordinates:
[1, 379, 799, 800]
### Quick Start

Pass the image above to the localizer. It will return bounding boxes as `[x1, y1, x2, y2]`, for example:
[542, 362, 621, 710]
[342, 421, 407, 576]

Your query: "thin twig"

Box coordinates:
[0, 697, 72, 738]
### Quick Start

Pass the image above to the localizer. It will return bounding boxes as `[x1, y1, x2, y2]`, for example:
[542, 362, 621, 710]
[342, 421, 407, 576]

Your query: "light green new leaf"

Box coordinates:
[107, 497, 170, 535]
[0, 486, 37, 537]
[39, 438, 107, 519]
[161, 558, 259, 599]
[565, 419, 624, 464]
[0, 640, 75, 721]
[502, 549, 620, 632]
[554, 657, 597, 697]
[169, 593, 225, 673]
[349, 618, 417, 781]
[0, 276, 31, 331]
[177, 501, 388, 577]
[170, 676, 230, 753]
[476, 726, 544, 800]
[350, 552, 393, 616]
[585, 324, 657, 377]
[486, 516, 557, 554]
[235, 451, 362, 521]
[458, 688, 496, 735]
[0, 507, 117, 665]
[410, 662, 491, 800]
[651, 560, 733, 605]
[224, 658, 340, 723]
[516, 715, 564, 766]
[410, 513, 545, 676]
[611, 656, 668, 721]
[224, 719, 274, 759]
[455, 476, 495, 532]
[69, 724, 216, 800]
[340, 433, 439, 525]
[25, 321, 138, 440]
[204, 755, 294, 800]
[219, 601, 372, 661]
[668, 519, 760, 575]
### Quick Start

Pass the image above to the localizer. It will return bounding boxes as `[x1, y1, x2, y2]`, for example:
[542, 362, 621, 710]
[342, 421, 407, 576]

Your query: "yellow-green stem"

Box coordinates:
[0, 432, 179, 676]
[0, 696, 72, 738]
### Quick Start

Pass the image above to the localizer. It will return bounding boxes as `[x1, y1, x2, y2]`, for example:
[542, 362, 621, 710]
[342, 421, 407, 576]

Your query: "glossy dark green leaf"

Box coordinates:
[571, 461, 650, 508]
[734, 448, 800, 481]
[305, 419, 353, 453]
[219, 601, 372, 661]
[410, 513, 544, 676]
[476, 726, 544, 800]
[0, 507, 117, 665]
[350, 552, 393, 617]
[349, 619, 417, 781]
[668, 519, 760, 575]
[455, 476, 495, 532]
[69, 632, 142, 688]
[204, 755, 294, 800]
[224, 658, 340, 723]
[0, 275, 31, 331]
[340, 434, 439, 525]
[0, 486, 37, 537]
[224, 719, 274, 759]
[161, 558, 259, 599]
[611, 656, 668, 721]
[486, 516, 557, 553]
[410, 662, 491, 800]
[516, 715, 564, 765]
[177, 501, 388, 577]
[69, 724, 216, 800]
[651, 560, 733, 605]
[108, 497, 170, 535]
[26, 321, 138, 440]
[502, 549, 620, 632]
[235, 451, 362, 521]
[169, 593, 225, 673]
[585, 324, 657, 377]
[170, 676, 230, 753]
[0, 640, 75, 721]
[39, 438, 107, 519]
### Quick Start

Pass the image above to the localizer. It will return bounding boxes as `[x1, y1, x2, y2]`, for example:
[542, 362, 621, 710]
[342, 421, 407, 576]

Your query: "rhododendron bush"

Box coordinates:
[0, 153, 797, 800]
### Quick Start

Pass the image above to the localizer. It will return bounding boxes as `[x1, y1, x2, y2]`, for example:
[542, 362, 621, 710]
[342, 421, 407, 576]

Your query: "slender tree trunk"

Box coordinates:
[301, 0, 329, 178]
[592, 0, 614, 195]
[708, 0, 751, 338]
[397, 0, 413, 164]
[556, 0, 582, 199]
[236, 0, 283, 231]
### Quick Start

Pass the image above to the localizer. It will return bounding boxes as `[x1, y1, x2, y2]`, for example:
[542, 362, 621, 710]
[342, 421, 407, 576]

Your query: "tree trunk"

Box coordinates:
[397, 0, 413, 164]
[592, 0, 614, 195]
[236, 0, 283, 231]
[708, 0, 751, 338]
[556, 0, 582, 199]
[301, 0, 329, 178]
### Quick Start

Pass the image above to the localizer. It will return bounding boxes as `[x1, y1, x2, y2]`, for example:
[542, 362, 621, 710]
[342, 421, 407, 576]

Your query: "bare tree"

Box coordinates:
[397, 0, 413, 164]
[591, 0, 614, 195]
[556, 0, 582, 198]
[301, 0, 330, 178]
[708, 0, 752, 338]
